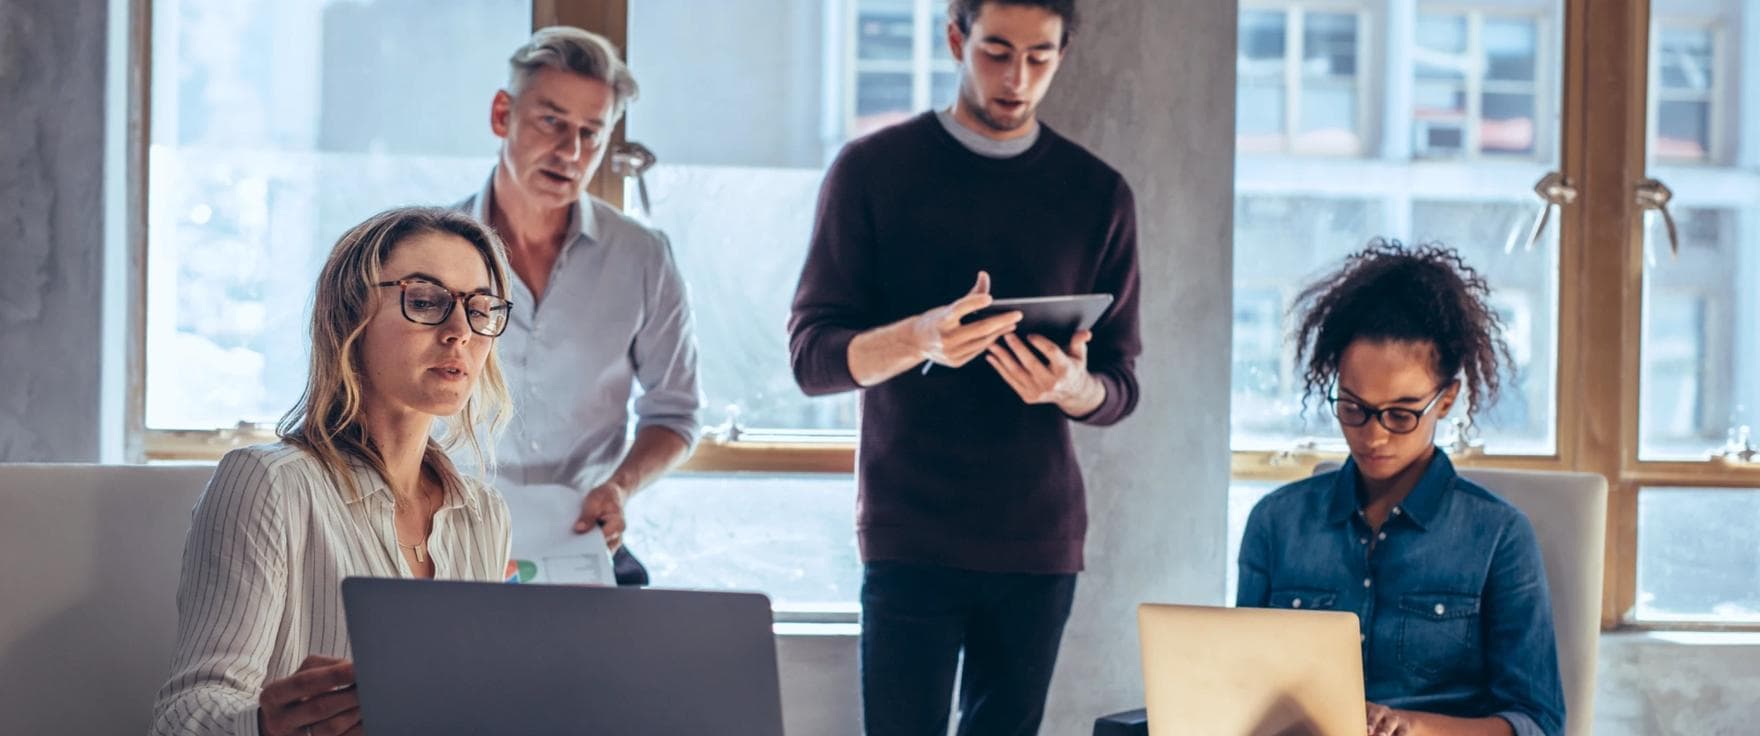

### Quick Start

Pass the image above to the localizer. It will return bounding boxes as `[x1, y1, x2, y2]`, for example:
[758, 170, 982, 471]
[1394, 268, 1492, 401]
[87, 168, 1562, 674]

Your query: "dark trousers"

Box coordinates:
[860, 560, 1079, 736]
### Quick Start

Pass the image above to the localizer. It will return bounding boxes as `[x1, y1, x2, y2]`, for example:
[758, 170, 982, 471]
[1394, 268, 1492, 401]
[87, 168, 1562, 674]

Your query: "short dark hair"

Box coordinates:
[947, 0, 1078, 48]
[1289, 239, 1513, 428]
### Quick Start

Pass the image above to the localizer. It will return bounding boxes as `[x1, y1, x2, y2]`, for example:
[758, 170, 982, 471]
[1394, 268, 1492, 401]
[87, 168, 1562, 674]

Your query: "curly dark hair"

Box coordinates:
[1289, 239, 1513, 428]
[947, 0, 1078, 48]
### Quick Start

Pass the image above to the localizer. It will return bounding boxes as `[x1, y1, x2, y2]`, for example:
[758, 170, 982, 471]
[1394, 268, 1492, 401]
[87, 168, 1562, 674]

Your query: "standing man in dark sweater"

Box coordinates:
[788, 1, 1140, 733]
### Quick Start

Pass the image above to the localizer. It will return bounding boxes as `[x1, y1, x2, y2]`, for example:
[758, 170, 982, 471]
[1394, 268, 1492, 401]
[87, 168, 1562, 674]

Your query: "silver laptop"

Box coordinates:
[1139, 603, 1366, 736]
[342, 578, 784, 736]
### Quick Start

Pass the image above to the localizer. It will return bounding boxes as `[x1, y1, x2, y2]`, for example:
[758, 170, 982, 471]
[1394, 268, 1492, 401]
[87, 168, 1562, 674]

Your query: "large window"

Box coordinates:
[1231, 0, 1760, 630]
[1233, 1, 1561, 457]
[145, 0, 529, 432]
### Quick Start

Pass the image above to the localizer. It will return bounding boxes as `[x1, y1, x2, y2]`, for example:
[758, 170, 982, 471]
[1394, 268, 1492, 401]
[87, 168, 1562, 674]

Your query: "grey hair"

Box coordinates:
[507, 26, 640, 119]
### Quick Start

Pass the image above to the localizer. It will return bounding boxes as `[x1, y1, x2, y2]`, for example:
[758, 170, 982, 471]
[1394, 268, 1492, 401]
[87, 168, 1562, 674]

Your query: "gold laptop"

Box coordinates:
[1138, 603, 1366, 736]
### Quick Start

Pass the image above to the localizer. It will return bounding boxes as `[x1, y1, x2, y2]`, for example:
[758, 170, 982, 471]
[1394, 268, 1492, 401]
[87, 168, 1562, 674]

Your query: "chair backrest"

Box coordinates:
[1314, 462, 1606, 736]
[0, 463, 216, 735]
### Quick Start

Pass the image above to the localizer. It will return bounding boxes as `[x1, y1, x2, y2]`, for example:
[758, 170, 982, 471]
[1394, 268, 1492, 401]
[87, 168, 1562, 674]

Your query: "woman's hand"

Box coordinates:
[258, 655, 363, 735]
[1367, 702, 1416, 736]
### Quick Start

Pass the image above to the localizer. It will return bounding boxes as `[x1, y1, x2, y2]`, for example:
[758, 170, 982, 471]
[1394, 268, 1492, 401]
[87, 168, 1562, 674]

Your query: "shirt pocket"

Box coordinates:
[1268, 588, 1340, 611]
[1397, 591, 1482, 679]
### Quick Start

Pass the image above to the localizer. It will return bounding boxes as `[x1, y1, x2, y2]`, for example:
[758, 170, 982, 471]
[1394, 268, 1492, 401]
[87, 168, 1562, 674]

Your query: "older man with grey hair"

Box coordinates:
[455, 26, 700, 584]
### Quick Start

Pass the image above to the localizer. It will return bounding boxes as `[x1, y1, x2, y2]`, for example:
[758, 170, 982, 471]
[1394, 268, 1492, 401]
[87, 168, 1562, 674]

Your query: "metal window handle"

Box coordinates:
[1512, 171, 1578, 253]
[610, 141, 658, 217]
[1635, 178, 1680, 261]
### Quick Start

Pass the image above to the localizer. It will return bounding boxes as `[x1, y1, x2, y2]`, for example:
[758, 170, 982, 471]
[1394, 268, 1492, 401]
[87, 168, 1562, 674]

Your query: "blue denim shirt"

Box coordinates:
[1237, 450, 1565, 736]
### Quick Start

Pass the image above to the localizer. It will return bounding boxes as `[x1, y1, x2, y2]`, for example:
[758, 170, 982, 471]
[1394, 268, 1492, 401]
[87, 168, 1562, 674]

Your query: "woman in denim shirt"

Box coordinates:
[1237, 242, 1565, 736]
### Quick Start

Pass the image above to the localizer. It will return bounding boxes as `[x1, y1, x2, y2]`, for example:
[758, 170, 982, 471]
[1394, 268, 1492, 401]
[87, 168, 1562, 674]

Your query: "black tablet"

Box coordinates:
[965, 293, 1114, 344]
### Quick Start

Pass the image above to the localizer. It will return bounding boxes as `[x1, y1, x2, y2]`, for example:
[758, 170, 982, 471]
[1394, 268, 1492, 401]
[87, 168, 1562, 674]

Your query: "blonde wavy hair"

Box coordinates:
[277, 206, 514, 500]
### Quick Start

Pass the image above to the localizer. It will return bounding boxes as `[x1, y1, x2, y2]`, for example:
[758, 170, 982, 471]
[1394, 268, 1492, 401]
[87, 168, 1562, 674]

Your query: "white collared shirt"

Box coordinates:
[454, 173, 702, 494]
[151, 443, 511, 736]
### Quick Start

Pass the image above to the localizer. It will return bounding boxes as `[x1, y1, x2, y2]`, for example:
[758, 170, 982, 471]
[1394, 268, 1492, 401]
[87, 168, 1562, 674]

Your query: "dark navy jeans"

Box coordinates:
[860, 560, 1078, 736]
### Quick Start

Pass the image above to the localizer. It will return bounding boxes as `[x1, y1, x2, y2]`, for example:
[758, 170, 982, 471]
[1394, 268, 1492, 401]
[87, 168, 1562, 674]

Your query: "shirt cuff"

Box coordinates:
[1496, 710, 1544, 736]
[636, 417, 700, 450]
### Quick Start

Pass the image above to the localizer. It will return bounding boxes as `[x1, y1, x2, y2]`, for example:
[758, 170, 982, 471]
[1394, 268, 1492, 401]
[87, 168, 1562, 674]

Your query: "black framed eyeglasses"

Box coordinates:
[1328, 383, 1454, 435]
[374, 279, 512, 338]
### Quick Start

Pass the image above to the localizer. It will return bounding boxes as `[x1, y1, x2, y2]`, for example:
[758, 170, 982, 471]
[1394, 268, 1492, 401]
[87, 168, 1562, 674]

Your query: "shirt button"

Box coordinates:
[1292, 598, 1303, 609]
[1363, 578, 1373, 588]
[1378, 532, 1387, 541]
[1435, 603, 1447, 616]
[1360, 634, 1367, 643]
[1359, 537, 1368, 545]
[1392, 506, 1403, 516]
[528, 440, 539, 452]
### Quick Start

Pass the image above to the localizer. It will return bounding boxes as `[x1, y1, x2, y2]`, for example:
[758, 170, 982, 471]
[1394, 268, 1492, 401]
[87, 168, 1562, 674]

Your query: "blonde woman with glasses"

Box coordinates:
[152, 207, 516, 736]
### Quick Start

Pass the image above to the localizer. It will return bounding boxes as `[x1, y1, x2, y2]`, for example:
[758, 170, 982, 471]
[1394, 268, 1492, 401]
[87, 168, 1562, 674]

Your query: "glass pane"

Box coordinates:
[1639, 5, 1755, 460]
[1237, 81, 1287, 143]
[145, 0, 530, 429]
[1481, 92, 1537, 154]
[1236, 2, 1564, 455]
[1656, 99, 1712, 160]
[1240, 10, 1288, 65]
[1416, 13, 1468, 57]
[1297, 83, 1358, 152]
[1637, 488, 1760, 623]
[855, 0, 915, 61]
[855, 71, 914, 133]
[1231, 195, 1380, 445]
[932, 69, 959, 109]
[1640, 208, 1746, 458]
[1302, 12, 1358, 77]
[1483, 17, 1538, 82]
[1409, 202, 1558, 452]
[630, 0, 868, 434]
[624, 474, 861, 610]
[1657, 26, 1714, 92]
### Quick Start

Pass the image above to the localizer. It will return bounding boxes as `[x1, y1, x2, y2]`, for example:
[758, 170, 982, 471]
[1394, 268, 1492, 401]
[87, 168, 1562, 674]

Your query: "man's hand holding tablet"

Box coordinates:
[910, 271, 1025, 372]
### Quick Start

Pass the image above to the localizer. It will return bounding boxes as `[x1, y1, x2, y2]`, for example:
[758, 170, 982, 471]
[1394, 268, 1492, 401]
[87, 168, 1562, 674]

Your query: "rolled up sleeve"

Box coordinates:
[631, 232, 703, 448]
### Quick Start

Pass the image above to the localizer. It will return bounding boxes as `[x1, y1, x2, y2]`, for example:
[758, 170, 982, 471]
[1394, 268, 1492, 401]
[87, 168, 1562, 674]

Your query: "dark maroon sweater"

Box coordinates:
[788, 113, 1143, 575]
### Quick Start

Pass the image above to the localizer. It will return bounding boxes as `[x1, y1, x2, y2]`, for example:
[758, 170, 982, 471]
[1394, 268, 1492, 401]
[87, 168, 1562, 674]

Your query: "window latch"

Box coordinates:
[1512, 171, 1577, 254]
[1635, 178, 1680, 262]
[611, 141, 658, 218]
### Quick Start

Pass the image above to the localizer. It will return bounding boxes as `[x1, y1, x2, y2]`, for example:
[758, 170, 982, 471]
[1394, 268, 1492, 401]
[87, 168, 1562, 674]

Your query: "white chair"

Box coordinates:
[1314, 461, 1607, 736]
[0, 463, 215, 734]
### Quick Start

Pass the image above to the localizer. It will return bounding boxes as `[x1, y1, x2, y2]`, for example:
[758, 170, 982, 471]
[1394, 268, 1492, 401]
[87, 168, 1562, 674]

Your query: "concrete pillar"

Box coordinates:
[1036, 1, 1237, 731]
[0, 0, 114, 461]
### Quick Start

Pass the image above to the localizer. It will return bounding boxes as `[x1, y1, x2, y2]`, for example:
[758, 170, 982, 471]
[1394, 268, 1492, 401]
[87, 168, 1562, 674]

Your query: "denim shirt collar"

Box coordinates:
[1328, 448, 1457, 530]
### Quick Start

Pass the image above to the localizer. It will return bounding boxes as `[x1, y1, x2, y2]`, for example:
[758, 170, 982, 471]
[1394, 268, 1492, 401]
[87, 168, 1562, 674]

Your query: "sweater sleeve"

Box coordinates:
[1071, 175, 1143, 426]
[788, 144, 882, 396]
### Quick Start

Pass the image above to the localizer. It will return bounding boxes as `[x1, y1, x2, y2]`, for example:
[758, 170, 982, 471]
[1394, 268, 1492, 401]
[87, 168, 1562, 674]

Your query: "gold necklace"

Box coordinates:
[394, 484, 438, 565]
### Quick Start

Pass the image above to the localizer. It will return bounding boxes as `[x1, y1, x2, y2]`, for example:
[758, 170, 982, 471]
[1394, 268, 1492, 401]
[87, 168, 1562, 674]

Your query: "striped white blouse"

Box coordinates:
[151, 443, 511, 735]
